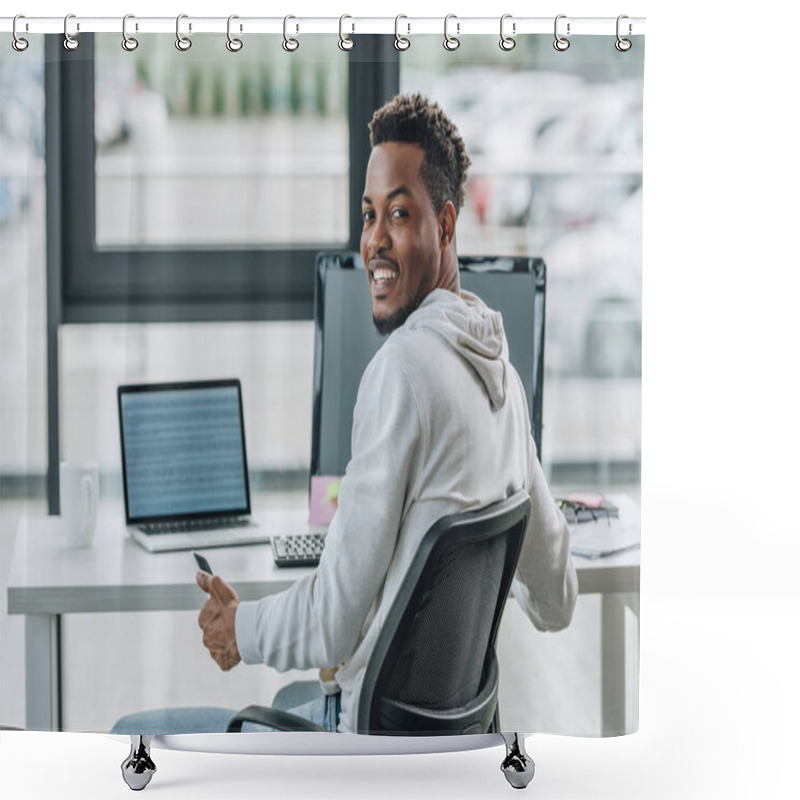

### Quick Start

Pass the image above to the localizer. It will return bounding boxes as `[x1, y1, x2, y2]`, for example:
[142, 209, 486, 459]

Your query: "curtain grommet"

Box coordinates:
[394, 15, 410, 51]
[499, 14, 516, 51]
[338, 14, 354, 51]
[63, 13, 79, 51]
[283, 15, 299, 52]
[122, 14, 139, 52]
[12, 15, 29, 52]
[554, 15, 570, 51]
[226, 15, 243, 52]
[615, 15, 632, 51]
[175, 14, 192, 51]
[443, 14, 460, 51]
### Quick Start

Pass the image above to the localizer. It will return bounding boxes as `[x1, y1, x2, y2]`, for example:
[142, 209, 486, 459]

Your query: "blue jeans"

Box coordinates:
[110, 681, 341, 734]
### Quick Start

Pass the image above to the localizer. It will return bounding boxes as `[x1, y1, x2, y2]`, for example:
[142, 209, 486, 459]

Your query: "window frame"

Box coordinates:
[53, 34, 399, 324]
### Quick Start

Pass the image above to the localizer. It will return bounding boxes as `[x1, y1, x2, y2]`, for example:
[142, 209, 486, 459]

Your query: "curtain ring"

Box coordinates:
[122, 14, 139, 52]
[394, 15, 410, 51]
[499, 14, 515, 51]
[338, 15, 354, 51]
[63, 13, 79, 51]
[175, 14, 192, 51]
[554, 14, 570, 51]
[12, 15, 29, 52]
[443, 14, 460, 51]
[226, 15, 243, 52]
[283, 15, 299, 52]
[615, 15, 632, 51]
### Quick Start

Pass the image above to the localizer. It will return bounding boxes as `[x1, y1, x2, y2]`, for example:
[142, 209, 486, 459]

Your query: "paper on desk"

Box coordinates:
[309, 475, 342, 525]
[569, 518, 641, 559]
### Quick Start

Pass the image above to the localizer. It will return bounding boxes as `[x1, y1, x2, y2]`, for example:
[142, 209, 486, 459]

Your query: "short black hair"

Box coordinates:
[368, 93, 471, 216]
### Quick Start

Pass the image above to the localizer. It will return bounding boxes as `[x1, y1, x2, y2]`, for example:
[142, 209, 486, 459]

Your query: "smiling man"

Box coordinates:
[223, 93, 576, 732]
[113, 94, 576, 737]
[361, 132, 461, 334]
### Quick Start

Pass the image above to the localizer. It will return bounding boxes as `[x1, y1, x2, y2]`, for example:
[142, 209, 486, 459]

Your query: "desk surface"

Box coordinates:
[570, 494, 640, 593]
[7, 508, 316, 615]
[8, 497, 639, 616]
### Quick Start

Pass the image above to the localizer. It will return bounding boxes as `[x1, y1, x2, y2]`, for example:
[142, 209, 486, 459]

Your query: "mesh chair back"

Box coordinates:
[358, 490, 530, 735]
[385, 534, 506, 709]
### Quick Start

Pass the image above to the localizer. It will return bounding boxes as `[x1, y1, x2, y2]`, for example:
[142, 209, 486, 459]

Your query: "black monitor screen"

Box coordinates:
[311, 254, 545, 478]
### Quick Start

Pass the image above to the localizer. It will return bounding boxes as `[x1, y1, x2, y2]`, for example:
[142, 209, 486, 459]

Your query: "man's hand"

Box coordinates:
[196, 571, 241, 671]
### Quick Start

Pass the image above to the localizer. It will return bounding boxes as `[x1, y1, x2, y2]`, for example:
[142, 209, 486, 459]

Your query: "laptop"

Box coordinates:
[118, 379, 269, 552]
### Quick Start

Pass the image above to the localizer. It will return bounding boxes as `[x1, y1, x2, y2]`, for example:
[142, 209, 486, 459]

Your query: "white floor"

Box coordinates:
[0, 492, 637, 735]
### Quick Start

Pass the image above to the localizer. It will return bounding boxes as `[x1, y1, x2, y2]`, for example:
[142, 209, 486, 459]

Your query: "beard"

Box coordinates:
[372, 277, 435, 337]
[373, 306, 415, 337]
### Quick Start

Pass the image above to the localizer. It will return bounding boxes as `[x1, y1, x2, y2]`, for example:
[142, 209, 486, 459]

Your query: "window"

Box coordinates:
[400, 36, 644, 485]
[55, 35, 398, 322]
[0, 45, 47, 479]
[93, 35, 349, 249]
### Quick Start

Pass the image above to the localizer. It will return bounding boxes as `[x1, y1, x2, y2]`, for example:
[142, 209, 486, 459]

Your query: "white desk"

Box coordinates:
[7, 504, 639, 735]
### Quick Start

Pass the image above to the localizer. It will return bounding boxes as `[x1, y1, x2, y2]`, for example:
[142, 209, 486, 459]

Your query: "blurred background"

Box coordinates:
[1, 33, 642, 492]
[1, 33, 642, 732]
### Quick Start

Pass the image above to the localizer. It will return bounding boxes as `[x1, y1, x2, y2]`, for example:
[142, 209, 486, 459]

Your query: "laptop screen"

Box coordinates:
[118, 380, 251, 523]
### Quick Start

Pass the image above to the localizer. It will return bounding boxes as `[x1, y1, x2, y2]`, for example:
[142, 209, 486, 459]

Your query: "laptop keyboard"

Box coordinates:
[140, 516, 251, 535]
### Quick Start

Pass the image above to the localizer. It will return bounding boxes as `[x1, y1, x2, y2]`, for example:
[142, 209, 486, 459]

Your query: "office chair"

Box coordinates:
[222, 490, 534, 786]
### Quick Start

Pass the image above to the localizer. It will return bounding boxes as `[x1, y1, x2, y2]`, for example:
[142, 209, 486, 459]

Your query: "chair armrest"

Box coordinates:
[226, 705, 327, 733]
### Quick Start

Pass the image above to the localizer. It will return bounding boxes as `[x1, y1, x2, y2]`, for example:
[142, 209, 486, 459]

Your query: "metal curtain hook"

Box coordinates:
[394, 15, 410, 51]
[283, 15, 299, 52]
[554, 14, 570, 51]
[338, 14, 354, 51]
[175, 14, 192, 51]
[227, 15, 243, 52]
[12, 15, 29, 52]
[63, 13, 79, 51]
[615, 15, 632, 51]
[499, 14, 516, 51]
[122, 14, 139, 51]
[443, 14, 460, 51]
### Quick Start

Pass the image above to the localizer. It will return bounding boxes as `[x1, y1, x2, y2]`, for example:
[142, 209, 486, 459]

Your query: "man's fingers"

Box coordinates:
[211, 648, 240, 672]
[196, 570, 212, 593]
[198, 600, 211, 629]
[210, 574, 239, 605]
[196, 574, 240, 673]
[197, 571, 238, 604]
[202, 638, 239, 671]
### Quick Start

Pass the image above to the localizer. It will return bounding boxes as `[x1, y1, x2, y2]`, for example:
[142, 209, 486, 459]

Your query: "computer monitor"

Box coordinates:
[310, 253, 546, 478]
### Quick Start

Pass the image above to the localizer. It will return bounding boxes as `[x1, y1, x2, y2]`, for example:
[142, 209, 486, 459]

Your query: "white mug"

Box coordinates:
[60, 461, 99, 547]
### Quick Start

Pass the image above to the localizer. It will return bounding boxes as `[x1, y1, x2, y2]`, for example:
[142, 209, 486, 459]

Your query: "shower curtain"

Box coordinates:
[0, 17, 644, 748]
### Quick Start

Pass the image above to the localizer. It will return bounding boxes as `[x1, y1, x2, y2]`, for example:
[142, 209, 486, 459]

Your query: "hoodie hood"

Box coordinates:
[405, 289, 509, 410]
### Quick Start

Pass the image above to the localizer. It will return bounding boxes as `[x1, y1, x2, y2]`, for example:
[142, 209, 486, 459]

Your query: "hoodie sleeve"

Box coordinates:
[235, 345, 423, 671]
[512, 439, 578, 632]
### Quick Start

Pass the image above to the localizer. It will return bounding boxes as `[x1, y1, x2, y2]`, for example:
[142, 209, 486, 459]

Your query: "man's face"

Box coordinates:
[360, 142, 443, 335]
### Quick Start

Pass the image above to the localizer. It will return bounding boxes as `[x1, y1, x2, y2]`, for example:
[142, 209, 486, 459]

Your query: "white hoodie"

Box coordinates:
[235, 288, 578, 732]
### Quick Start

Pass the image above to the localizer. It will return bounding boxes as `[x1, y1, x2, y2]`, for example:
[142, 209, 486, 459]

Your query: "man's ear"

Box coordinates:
[439, 201, 457, 248]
